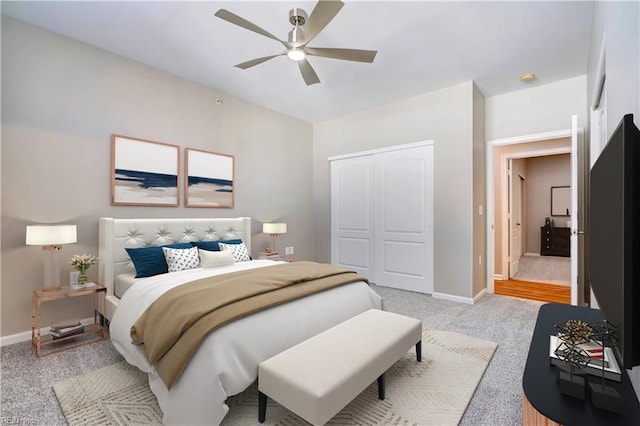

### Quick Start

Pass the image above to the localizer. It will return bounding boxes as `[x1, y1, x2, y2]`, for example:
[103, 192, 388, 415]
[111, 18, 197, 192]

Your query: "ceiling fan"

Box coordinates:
[214, 0, 377, 86]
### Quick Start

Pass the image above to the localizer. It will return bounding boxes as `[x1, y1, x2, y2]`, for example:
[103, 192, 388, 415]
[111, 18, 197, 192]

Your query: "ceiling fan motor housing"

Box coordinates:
[289, 8, 308, 26]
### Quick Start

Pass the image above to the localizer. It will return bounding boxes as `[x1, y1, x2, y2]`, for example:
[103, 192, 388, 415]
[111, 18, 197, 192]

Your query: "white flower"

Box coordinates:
[70, 254, 98, 273]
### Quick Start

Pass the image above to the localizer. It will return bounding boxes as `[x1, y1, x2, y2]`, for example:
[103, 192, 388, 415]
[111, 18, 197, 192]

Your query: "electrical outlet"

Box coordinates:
[285, 246, 295, 256]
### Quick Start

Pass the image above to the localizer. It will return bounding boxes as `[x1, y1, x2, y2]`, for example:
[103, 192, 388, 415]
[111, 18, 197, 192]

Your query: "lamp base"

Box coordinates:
[42, 245, 62, 291]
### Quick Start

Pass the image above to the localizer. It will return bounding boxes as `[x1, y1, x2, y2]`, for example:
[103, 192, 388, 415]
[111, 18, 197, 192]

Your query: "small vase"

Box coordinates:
[78, 272, 88, 284]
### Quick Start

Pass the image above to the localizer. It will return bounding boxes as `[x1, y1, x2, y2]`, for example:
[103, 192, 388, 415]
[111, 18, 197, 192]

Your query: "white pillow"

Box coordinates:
[219, 242, 251, 262]
[199, 249, 236, 268]
[162, 246, 200, 272]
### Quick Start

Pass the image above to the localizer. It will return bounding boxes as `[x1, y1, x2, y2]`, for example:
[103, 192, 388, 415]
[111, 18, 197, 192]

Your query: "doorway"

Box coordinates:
[486, 126, 581, 305]
[501, 150, 572, 304]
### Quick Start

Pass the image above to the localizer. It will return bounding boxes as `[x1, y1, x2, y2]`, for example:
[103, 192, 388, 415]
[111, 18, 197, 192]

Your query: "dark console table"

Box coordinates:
[522, 303, 640, 425]
[540, 226, 570, 257]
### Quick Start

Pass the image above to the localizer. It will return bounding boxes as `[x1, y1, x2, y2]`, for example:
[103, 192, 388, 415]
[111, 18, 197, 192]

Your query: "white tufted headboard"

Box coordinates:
[98, 217, 251, 320]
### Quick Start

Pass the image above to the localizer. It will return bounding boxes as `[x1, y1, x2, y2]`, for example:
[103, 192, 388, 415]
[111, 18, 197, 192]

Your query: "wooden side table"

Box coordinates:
[31, 284, 107, 357]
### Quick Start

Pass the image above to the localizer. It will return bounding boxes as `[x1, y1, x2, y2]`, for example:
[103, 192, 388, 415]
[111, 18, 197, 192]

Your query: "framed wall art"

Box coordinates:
[111, 134, 180, 206]
[185, 148, 234, 208]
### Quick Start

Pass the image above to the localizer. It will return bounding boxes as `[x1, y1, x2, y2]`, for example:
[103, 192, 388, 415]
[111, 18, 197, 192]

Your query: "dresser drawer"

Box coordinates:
[540, 227, 570, 257]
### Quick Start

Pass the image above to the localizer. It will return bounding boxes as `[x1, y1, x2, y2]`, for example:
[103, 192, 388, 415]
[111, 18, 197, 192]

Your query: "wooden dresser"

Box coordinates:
[540, 226, 570, 257]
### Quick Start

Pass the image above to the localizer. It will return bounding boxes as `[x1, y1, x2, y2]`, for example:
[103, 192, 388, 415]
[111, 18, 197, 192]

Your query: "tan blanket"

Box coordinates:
[130, 261, 367, 389]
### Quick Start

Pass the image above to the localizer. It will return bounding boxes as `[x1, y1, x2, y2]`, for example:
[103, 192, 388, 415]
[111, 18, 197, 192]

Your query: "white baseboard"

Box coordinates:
[524, 252, 541, 257]
[433, 292, 475, 305]
[493, 274, 503, 281]
[0, 317, 95, 347]
[473, 288, 487, 303]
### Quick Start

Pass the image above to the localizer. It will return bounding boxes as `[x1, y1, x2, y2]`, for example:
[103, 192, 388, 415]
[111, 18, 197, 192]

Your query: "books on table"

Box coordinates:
[549, 335, 621, 382]
[50, 319, 84, 339]
[259, 252, 281, 260]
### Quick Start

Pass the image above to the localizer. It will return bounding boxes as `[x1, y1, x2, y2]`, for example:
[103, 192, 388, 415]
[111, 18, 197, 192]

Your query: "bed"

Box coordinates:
[99, 217, 382, 425]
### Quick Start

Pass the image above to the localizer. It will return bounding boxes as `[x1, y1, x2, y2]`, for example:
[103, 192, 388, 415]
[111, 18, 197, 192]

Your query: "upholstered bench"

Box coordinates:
[258, 309, 422, 425]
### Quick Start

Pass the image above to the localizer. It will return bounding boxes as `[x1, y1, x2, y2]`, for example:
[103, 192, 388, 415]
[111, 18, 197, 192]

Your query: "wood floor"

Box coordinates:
[494, 279, 571, 304]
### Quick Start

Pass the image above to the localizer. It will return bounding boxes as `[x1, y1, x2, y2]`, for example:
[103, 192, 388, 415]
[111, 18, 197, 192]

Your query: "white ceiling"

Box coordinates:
[1, 1, 595, 123]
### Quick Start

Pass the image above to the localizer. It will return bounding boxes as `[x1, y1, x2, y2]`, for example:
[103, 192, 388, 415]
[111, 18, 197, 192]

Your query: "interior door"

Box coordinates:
[509, 160, 523, 277]
[330, 155, 375, 280]
[373, 145, 434, 293]
[570, 115, 579, 305]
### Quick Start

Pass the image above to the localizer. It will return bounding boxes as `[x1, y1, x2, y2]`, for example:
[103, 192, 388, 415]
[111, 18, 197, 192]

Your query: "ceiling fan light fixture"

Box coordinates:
[287, 48, 306, 61]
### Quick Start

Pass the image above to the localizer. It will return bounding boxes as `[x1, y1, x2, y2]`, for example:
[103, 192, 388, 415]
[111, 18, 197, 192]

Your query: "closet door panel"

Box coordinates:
[374, 145, 434, 293]
[382, 158, 425, 232]
[381, 240, 425, 277]
[330, 156, 374, 280]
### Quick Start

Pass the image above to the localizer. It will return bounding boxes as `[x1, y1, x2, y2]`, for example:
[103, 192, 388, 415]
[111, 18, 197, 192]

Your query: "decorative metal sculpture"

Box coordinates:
[587, 320, 621, 413]
[553, 320, 594, 399]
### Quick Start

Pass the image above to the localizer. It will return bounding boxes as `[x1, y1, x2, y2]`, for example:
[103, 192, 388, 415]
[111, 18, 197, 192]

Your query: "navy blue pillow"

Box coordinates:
[126, 243, 192, 278]
[191, 239, 243, 252]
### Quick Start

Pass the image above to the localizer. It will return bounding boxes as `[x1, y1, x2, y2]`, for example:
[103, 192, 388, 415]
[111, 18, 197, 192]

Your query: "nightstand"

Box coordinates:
[31, 284, 107, 357]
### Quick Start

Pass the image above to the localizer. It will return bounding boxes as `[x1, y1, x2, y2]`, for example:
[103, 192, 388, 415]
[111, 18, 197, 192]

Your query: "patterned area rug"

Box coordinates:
[54, 328, 497, 426]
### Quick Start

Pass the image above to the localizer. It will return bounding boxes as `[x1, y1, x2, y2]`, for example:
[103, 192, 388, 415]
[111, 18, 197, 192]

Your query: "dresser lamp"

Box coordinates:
[263, 223, 287, 254]
[26, 225, 77, 291]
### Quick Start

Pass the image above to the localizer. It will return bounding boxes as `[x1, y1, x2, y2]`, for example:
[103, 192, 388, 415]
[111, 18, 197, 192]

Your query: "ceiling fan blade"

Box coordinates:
[298, 59, 321, 86]
[215, 9, 286, 46]
[304, 47, 377, 63]
[234, 53, 285, 70]
[295, 0, 344, 47]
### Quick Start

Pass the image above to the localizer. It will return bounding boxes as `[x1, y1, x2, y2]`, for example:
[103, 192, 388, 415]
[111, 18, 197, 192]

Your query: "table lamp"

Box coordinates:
[263, 223, 287, 254]
[26, 225, 77, 290]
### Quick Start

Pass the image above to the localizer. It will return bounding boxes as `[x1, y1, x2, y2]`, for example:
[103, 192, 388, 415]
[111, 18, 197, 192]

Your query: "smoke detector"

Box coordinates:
[520, 73, 536, 83]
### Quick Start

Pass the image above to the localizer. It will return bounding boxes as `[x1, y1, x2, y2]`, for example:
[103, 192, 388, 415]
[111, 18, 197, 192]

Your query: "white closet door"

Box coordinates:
[373, 145, 434, 293]
[330, 155, 375, 280]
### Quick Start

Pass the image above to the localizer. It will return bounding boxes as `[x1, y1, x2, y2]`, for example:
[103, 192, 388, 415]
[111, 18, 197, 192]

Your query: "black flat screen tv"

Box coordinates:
[589, 113, 640, 370]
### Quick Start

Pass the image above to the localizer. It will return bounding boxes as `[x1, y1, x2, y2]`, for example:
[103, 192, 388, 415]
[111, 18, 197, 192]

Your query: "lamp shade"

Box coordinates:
[26, 225, 77, 246]
[263, 223, 287, 235]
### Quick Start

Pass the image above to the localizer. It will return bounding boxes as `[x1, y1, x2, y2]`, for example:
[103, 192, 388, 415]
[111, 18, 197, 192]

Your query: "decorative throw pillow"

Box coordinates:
[191, 239, 243, 252]
[219, 242, 251, 262]
[191, 240, 222, 251]
[126, 243, 192, 278]
[162, 246, 200, 272]
[199, 249, 236, 268]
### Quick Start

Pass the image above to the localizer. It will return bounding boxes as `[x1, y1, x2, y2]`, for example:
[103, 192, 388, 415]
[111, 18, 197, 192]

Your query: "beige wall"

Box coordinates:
[1, 17, 314, 336]
[525, 154, 571, 253]
[472, 84, 486, 296]
[492, 138, 570, 276]
[313, 81, 482, 300]
[486, 76, 588, 141]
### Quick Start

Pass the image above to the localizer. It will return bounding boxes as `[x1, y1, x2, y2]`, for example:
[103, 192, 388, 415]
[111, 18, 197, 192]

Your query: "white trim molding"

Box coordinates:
[0, 316, 94, 347]
[486, 128, 574, 295]
[433, 291, 485, 305]
[328, 140, 434, 162]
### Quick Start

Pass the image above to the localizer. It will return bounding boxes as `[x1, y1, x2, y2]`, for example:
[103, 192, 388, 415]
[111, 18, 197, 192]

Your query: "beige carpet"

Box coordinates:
[513, 255, 571, 285]
[54, 328, 497, 426]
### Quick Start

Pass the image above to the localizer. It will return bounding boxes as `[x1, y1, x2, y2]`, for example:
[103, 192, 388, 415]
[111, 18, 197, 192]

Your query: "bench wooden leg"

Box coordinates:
[378, 373, 385, 400]
[416, 340, 422, 362]
[258, 391, 267, 423]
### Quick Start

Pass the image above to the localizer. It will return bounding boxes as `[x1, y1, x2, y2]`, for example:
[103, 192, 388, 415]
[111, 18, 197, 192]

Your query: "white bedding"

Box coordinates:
[114, 272, 136, 298]
[109, 259, 382, 425]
